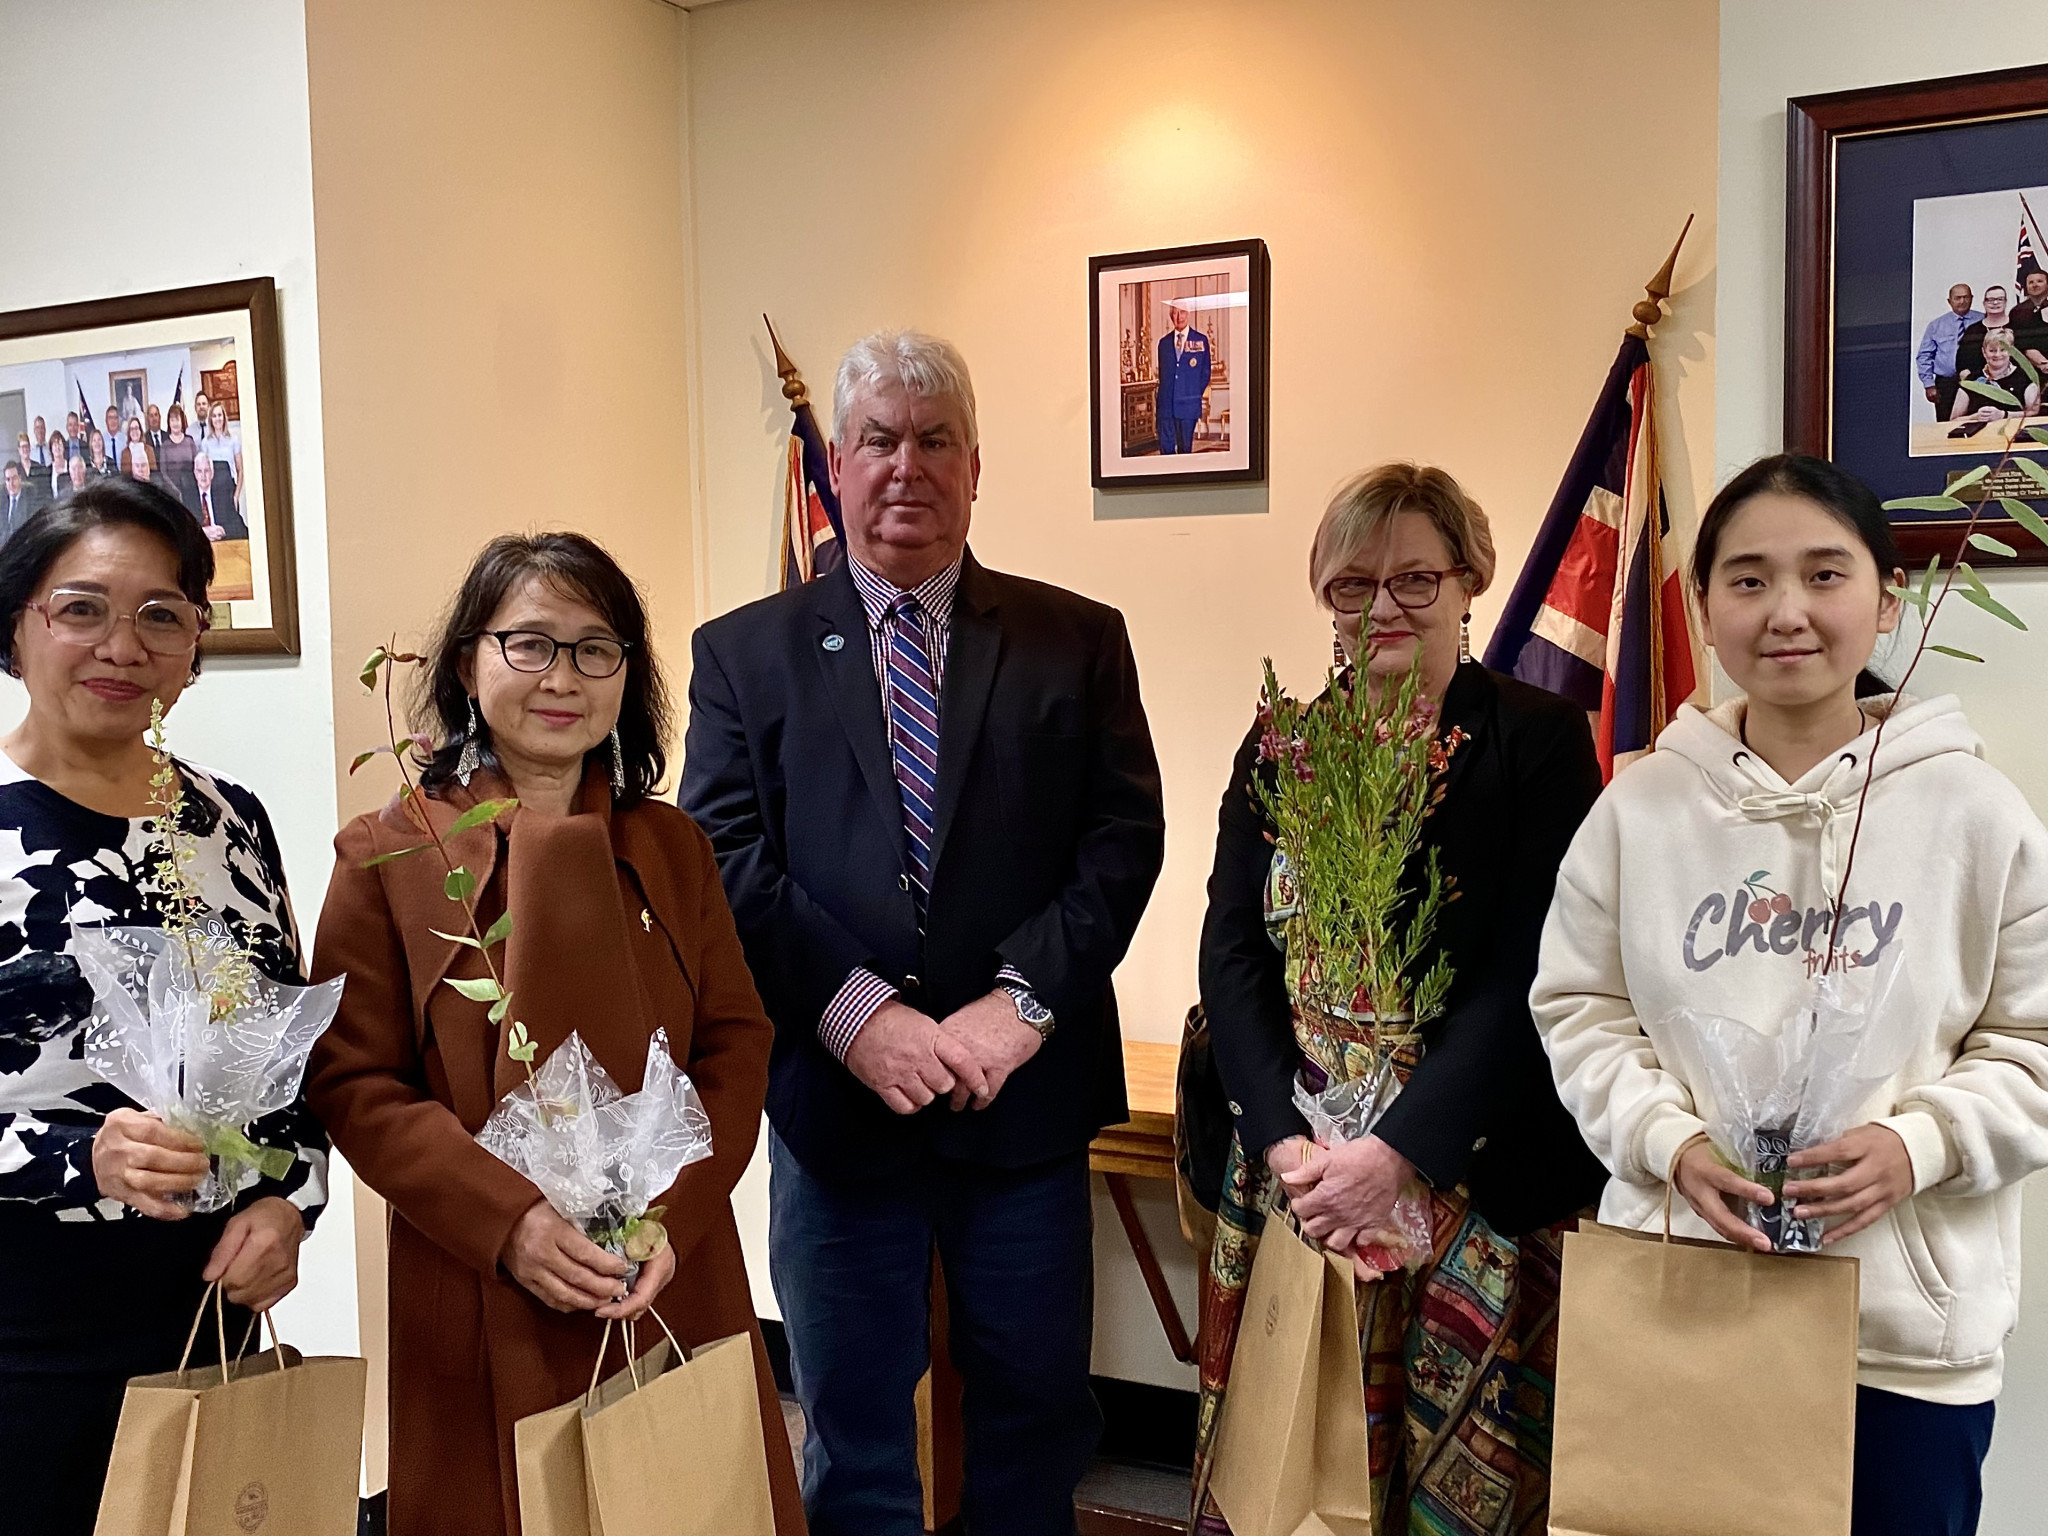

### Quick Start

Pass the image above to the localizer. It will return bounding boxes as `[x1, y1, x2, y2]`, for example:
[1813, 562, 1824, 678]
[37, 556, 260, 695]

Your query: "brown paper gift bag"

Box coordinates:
[1209, 1212, 1374, 1536]
[1550, 1221, 1860, 1536]
[94, 1285, 368, 1536]
[514, 1314, 775, 1536]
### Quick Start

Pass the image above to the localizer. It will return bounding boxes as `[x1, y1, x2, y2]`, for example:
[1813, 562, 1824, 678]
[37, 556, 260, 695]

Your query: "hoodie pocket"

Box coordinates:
[1915, 1195, 2016, 1367]
[1853, 1196, 2013, 1369]
[1850, 1203, 1952, 1366]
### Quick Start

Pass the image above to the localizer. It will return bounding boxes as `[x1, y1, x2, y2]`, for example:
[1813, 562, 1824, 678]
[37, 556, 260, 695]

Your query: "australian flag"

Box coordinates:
[1483, 331, 1701, 779]
[779, 391, 844, 589]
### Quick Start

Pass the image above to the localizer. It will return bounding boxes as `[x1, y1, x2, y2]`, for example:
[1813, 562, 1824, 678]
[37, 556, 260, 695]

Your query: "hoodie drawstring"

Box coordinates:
[1735, 786, 1855, 900]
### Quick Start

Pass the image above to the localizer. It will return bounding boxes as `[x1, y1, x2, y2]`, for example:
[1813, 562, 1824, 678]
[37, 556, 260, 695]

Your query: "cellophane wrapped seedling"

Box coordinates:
[476, 1029, 712, 1284]
[78, 928, 343, 1211]
[1664, 948, 1916, 1252]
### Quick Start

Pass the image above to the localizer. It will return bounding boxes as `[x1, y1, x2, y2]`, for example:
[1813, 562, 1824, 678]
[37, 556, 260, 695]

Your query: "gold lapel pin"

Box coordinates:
[640, 908, 653, 932]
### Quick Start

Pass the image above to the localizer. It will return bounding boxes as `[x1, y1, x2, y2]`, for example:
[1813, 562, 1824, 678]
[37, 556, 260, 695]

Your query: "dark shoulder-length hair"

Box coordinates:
[0, 477, 215, 679]
[414, 532, 671, 805]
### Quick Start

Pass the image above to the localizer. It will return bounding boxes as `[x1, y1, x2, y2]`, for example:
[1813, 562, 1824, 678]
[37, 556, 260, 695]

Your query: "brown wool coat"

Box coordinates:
[305, 766, 804, 1536]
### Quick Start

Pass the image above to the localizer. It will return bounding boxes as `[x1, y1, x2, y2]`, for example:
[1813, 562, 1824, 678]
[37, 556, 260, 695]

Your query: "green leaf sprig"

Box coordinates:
[1829, 389, 2048, 967]
[1251, 649, 1465, 1078]
[354, 644, 531, 1084]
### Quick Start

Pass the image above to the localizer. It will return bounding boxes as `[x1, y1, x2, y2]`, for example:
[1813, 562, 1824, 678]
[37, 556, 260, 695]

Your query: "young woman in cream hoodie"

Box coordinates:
[1532, 454, 2048, 1535]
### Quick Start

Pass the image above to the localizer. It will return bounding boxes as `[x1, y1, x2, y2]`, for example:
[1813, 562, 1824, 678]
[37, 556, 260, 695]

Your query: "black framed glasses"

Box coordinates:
[1324, 567, 1468, 615]
[479, 629, 631, 679]
[29, 589, 208, 654]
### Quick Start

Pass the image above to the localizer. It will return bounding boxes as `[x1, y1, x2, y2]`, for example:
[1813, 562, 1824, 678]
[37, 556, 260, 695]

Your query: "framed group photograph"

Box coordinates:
[1788, 63, 2048, 564]
[1089, 238, 1269, 489]
[0, 276, 300, 653]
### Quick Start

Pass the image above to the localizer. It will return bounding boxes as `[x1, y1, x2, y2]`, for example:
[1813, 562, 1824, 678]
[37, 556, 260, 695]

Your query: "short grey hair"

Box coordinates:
[832, 330, 979, 450]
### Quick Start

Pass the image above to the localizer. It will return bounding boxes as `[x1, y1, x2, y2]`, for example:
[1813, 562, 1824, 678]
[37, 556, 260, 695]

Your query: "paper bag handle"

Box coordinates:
[584, 1318, 620, 1405]
[580, 1306, 696, 1406]
[176, 1285, 292, 1386]
[642, 1305, 691, 1364]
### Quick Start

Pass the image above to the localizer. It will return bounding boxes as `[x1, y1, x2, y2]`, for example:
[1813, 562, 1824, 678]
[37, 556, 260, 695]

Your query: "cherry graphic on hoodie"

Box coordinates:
[1738, 871, 1795, 924]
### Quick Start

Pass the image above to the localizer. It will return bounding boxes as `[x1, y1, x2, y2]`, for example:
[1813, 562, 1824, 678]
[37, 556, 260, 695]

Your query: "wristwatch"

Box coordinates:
[998, 982, 1056, 1042]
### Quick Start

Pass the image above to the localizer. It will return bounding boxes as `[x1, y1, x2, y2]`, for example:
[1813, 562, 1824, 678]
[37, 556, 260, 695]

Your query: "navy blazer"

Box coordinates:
[1156, 327, 1213, 421]
[681, 549, 1166, 1179]
[1198, 661, 1610, 1236]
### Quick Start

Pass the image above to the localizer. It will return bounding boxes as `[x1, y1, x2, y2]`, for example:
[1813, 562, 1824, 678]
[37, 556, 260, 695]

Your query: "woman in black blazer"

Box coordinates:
[1190, 463, 1608, 1536]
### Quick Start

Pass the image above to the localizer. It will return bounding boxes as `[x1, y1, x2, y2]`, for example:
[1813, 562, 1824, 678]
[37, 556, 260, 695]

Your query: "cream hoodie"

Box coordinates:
[1532, 692, 2048, 1404]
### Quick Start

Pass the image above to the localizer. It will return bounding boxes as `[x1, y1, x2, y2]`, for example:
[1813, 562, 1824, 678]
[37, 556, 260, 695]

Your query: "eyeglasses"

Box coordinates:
[1324, 567, 1469, 615]
[479, 629, 631, 679]
[29, 589, 208, 654]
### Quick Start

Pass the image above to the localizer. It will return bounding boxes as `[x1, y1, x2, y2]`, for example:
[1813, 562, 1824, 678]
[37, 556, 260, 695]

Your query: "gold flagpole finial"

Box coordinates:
[1627, 214, 1695, 338]
[763, 314, 809, 409]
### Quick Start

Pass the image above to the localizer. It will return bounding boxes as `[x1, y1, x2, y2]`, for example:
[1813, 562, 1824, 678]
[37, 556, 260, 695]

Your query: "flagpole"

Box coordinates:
[2020, 191, 2048, 271]
[765, 316, 805, 586]
[1626, 214, 1694, 337]
[764, 314, 811, 411]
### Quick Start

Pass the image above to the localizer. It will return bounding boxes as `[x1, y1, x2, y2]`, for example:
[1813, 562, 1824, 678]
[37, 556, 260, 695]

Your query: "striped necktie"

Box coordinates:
[885, 593, 940, 915]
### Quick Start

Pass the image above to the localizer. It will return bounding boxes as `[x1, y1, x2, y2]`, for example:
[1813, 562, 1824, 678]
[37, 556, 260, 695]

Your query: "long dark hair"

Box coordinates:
[414, 532, 671, 804]
[0, 477, 214, 679]
[1691, 453, 1904, 695]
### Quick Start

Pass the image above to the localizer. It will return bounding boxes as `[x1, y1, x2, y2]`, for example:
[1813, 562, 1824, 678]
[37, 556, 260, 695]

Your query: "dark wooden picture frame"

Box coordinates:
[1788, 64, 2048, 565]
[0, 277, 301, 654]
[1089, 238, 1270, 490]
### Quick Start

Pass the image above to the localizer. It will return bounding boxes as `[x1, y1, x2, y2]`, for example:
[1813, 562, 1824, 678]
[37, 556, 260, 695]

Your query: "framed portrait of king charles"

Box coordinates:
[0, 277, 302, 653]
[1089, 238, 1269, 489]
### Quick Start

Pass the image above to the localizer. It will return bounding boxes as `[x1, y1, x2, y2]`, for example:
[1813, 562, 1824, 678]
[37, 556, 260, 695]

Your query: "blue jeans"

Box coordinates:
[1852, 1385, 1995, 1535]
[768, 1130, 1099, 1536]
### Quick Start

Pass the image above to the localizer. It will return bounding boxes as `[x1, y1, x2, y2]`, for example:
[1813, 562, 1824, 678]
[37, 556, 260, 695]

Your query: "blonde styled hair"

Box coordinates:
[1308, 462, 1496, 609]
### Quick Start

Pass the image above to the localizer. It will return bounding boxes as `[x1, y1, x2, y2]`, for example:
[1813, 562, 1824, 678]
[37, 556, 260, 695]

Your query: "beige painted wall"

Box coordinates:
[685, 0, 1718, 1056]
[303, 0, 695, 1484]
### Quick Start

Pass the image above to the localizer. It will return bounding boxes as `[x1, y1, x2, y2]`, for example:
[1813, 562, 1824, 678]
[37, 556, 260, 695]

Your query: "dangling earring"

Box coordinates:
[609, 728, 626, 796]
[1459, 613, 1473, 664]
[456, 697, 483, 786]
[1332, 622, 1348, 669]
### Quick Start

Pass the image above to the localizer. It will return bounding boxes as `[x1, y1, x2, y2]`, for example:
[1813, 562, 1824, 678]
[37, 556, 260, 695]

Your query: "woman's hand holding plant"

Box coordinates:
[91, 1107, 209, 1219]
[1280, 1134, 1415, 1266]
[1673, 1138, 1776, 1253]
[502, 1198, 630, 1313]
[1785, 1123, 1913, 1243]
[597, 1243, 677, 1323]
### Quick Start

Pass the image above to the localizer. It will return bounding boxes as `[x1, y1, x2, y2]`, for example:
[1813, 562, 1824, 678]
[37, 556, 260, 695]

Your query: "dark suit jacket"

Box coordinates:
[191, 483, 247, 540]
[1198, 660, 1609, 1236]
[681, 548, 1166, 1179]
[1, 489, 32, 538]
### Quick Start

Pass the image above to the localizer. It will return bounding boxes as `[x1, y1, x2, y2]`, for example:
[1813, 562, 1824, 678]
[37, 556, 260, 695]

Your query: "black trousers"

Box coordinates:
[0, 1204, 248, 1536]
[1852, 1384, 1995, 1536]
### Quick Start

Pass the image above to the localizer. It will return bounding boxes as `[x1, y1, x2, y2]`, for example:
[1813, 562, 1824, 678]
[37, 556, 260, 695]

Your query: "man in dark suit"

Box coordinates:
[682, 330, 1165, 1536]
[143, 403, 166, 454]
[1154, 301, 1211, 454]
[189, 454, 246, 540]
[1, 462, 31, 540]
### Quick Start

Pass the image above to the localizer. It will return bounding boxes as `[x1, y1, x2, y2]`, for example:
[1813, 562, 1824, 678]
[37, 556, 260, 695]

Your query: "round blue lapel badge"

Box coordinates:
[822, 633, 846, 652]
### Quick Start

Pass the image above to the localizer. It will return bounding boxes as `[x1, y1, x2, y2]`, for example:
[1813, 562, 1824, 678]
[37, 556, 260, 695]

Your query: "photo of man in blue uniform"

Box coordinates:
[1155, 302, 1211, 453]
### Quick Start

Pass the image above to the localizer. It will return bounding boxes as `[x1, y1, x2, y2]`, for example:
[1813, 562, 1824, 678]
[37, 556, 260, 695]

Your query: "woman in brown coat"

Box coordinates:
[306, 533, 804, 1536]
